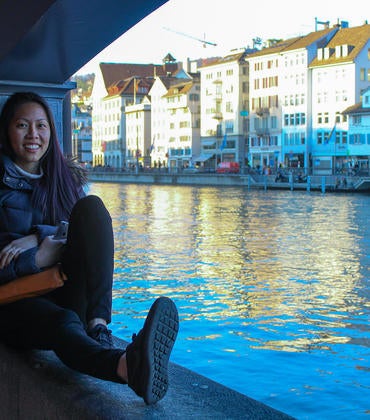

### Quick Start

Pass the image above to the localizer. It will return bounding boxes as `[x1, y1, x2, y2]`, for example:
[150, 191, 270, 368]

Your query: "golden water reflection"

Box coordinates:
[88, 183, 369, 354]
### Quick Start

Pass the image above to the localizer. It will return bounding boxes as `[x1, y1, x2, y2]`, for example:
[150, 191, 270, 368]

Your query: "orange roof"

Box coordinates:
[342, 102, 370, 115]
[163, 81, 195, 97]
[310, 24, 370, 67]
[247, 27, 337, 58]
[99, 62, 181, 90]
[106, 76, 155, 97]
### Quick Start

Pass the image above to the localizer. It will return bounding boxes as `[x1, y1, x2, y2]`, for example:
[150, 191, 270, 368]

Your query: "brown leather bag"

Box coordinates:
[0, 265, 67, 305]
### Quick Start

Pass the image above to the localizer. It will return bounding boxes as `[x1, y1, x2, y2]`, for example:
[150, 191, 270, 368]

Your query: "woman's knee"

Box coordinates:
[70, 195, 111, 227]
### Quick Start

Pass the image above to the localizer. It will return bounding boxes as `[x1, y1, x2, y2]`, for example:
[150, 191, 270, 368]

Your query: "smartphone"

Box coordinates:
[53, 221, 69, 239]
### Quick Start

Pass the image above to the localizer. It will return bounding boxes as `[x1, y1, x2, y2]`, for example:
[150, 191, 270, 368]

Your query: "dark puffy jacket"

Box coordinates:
[0, 155, 84, 284]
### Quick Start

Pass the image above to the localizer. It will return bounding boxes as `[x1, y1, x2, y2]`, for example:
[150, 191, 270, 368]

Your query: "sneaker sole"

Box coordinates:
[141, 297, 179, 405]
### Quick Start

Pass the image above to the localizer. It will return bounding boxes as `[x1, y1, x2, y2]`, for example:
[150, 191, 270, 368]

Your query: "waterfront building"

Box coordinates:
[310, 23, 370, 174]
[90, 60, 180, 168]
[148, 68, 197, 168]
[71, 102, 92, 166]
[87, 23, 369, 174]
[342, 86, 370, 174]
[163, 73, 201, 170]
[247, 26, 338, 171]
[198, 50, 251, 171]
[125, 96, 152, 169]
[247, 22, 370, 174]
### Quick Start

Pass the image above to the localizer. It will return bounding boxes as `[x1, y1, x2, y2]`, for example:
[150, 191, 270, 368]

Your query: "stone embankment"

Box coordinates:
[88, 171, 370, 192]
[0, 336, 295, 419]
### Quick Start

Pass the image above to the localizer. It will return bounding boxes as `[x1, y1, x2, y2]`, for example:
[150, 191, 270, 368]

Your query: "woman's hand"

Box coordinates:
[0, 234, 38, 269]
[35, 236, 66, 269]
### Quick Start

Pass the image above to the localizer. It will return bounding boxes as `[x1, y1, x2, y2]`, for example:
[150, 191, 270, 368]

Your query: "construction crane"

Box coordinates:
[163, 27, 217, 47]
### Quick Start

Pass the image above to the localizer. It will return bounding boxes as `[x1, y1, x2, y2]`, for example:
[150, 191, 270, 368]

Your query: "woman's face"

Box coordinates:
[8, 101, 51, 173]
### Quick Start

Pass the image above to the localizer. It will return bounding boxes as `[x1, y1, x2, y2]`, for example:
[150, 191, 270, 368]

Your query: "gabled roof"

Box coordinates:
[342, 102, 370, 115]
[246, 27, 337, 58]
[199, 51, 249, 68]
[283, 27, 338, 51]
[246, 37, 302, 58]
[155, 75, 192, 90]
[99, 62, 182, 90]
[163, 81, 195, 97]
[310, 24, 370, 67]
[106, 76, 155, 97]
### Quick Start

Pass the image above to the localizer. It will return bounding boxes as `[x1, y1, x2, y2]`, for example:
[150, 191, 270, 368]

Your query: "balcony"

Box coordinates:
[255, 107, 270, 117]
[213, 112, 223, 121]
[255, 128, 270, 136]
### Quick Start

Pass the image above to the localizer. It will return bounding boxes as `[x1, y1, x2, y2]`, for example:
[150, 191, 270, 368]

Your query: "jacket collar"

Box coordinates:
[1, 155, 33, 190]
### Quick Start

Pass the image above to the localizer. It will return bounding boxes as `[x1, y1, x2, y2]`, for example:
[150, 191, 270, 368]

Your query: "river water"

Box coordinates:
[89, 182, 369, 419]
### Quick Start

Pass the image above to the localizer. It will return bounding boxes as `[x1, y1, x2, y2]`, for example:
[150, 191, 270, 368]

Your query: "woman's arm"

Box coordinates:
[0, 234, 38, 269]
[0, 235, 65, 284]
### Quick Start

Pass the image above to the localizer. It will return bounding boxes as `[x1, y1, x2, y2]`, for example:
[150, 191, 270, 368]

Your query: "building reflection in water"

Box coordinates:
[88, 182, 369, 416]
[88, 183, 368, 354]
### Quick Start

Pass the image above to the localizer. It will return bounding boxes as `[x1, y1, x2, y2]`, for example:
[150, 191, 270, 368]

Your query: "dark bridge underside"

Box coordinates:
[0, 0, 168, 84]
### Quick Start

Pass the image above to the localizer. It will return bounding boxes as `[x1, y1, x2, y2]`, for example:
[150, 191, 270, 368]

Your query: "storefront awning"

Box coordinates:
[192, 154, 214, 162]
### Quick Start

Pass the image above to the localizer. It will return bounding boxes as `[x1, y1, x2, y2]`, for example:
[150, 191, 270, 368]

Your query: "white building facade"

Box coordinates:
[125, 97, 152, 170]
[198, 51, 250, 171]
[164, 75, 201, 170]
[343, 86, 370, 174]
[149, 70, 195, 169]
[247, 27, 338, 172]
[310, 24, 370, 174]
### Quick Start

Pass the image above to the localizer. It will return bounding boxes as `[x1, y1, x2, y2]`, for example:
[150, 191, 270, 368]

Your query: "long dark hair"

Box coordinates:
[0, 92, 86, 224]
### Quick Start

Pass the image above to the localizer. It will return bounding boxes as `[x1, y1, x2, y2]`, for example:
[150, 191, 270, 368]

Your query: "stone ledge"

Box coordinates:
[0, 337, 295, 419]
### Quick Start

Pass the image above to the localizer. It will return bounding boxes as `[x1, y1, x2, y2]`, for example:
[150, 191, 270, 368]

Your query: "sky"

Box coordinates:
[76, 0, 369, 75]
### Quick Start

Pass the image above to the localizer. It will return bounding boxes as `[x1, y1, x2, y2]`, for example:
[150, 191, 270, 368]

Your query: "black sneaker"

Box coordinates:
[88, 324, 114, 349]
[125, 296, 179, 405]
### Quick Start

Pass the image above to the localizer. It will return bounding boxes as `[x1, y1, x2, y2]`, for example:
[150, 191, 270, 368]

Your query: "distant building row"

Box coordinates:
[72, 22, 370, 175]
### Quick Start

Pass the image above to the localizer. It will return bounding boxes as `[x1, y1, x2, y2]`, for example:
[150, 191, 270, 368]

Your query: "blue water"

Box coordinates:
[89, 183, 370, 419]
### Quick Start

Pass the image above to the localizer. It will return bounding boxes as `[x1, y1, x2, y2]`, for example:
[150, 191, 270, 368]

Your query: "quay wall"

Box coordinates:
[88, 171, 369, 192]
[0, 336, 295, 419]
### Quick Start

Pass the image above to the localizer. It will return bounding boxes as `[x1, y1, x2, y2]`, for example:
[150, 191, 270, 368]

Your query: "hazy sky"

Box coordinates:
[76, 0, 369, 74]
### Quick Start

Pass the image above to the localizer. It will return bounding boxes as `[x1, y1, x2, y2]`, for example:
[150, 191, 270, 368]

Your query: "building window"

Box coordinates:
[225, 120, 234, 133]
[353, 115, 361, 125]
[226, 102, 233, 112]
[360, 68, 365, 81]
[317, 132, 323, 144]
[271, 116, 277, 129]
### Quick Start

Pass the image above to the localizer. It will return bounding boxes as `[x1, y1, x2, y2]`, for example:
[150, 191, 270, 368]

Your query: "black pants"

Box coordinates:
[0, 195, 125, 382]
